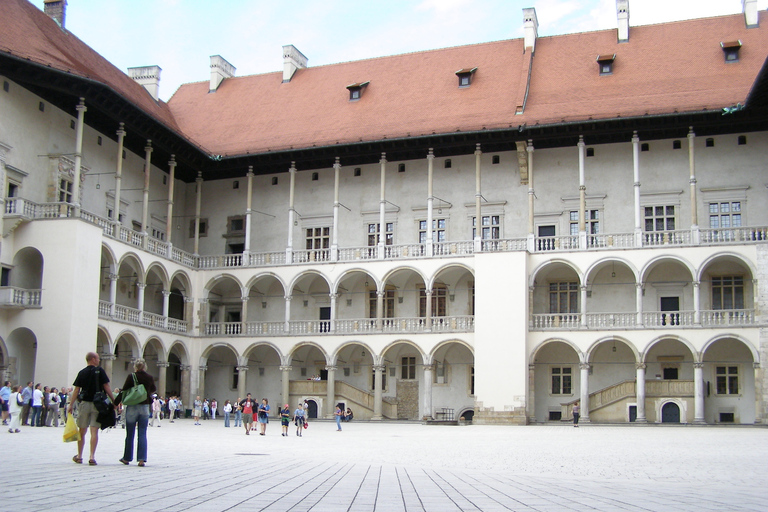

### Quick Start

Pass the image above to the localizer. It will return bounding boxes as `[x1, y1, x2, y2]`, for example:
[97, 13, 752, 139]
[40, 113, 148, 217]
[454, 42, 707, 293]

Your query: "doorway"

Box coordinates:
[319, 307, 331, 333]
[661, 402, 680, 423]
[306, 399, 318, 419]
[660, 296, 680, 326]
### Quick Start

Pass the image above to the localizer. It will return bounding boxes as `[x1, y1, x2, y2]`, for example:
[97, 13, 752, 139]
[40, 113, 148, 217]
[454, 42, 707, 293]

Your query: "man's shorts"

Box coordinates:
[75, 401, 99, 428]
[242, 413, 253, 424]
[0, 403, 8, 412]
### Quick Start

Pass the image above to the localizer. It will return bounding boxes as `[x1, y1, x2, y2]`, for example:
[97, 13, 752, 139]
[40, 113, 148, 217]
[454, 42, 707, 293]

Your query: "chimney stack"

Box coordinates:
[44, 0, 67, 28]
[617, 0, 630, 42]
[743, 0, 758, 28]
[282, 45, 308, 83]
[128, 66, 162, 101]
[523, 8, 538, 53]
[210, 55, 236, 92]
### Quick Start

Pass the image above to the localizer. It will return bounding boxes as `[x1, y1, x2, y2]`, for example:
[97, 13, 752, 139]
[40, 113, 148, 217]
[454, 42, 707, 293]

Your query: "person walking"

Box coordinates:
[240, 394, 256, 435]
[193, 396, 202, 425]
[202, 399, 210, 420]
[280, 404, 290, 436]
[223, 400, 232, 427]
[573, 401, 580, 427]
[293, 402, 305, 437]
[20, 382, 33, 426]
[118, 359, 156, 467]
[0, 380, 11, 426]
[31, 383, 44, 427]
[334, 404, 343, 431]
[150, 395, 162, 427]
[69, 352, 115, 466]
[45, 387, 60, 427]
[257, 398, 270, 435]
[8, 385, 23, 433]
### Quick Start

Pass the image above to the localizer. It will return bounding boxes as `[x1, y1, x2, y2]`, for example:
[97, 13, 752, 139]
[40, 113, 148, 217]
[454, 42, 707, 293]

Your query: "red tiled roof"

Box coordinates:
[0, 0, 181, 133]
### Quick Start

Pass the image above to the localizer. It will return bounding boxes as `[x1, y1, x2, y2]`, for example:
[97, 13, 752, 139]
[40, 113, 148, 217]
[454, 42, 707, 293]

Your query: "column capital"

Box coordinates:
[329, 293, 338, 300]
[631, 130, 639, 143]
[108, 273, 119, 281]
[754, 362, 761, 370]
[162, 290, 171, 298]
[116, 122, 126, 137]
[279, 365, 292, 372]
[184, 296, 194, 303]
[156, 361, 170, 368]
[687, 126, 695, 138]
[529, 364, 536, 372]
[333, 157, 341, 169]
[236, 366, 249, 372]
[427, 148, 434, 160]
[577, 134, 585, 147]
[284, 295, 292, 301]
[179, 365, 191, 372]
[168, 154, 176, 168]
[474, 143, 481, 155]
[692, 280, 700, 288]
[579, 363, 590, 371]
[372, 365, 386, 372]
[423, 363, 435, 372]
[199, 298, 209, 304]
[76, 97, 87, 113]
[136, 282, 146, 290]
[198, 365, 208, 372]
[693, 362, 704, 369]
[144, 140, 153, 153]
[527, 139, 534, 152]
[99, 353, 116, 361]
[379, 152, 387, 164]
[376, 290, 386, 298]
[247, 165, 254, 178]
[635, 363, 647, 370]
[241, 296, 250, 302]
[325, 365, 337, 372]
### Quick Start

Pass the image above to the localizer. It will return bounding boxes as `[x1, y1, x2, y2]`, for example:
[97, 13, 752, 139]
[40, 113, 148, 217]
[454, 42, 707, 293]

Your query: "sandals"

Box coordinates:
[138, 461, 145, 467]
[88, 459, 97, 466]
[72, 455, 83, 464]
[119, 458, 129, 465]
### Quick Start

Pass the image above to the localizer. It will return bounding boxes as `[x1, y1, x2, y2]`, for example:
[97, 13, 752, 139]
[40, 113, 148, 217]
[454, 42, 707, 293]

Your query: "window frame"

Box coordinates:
[715, 365, 739, 395]
[368, 222, 394, 246]
[644, 205, 676, 232]
[472, 215, 500, 240]
[549, 281, 578, 314]
[711, 276, 745, 310]
[550, 366, 573, 396]
[419, 218, 446, 244]
[305, 226, 330, 250]
[401, 357, 416, 380]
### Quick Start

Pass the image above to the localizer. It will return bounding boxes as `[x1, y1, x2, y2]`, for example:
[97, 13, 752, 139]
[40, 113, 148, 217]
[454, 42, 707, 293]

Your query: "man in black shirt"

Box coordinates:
[69, 352, 115, 465]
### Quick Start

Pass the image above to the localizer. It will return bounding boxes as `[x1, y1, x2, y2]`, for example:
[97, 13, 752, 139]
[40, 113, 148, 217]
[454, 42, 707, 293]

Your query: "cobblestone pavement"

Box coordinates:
[1, 419, 766, 511]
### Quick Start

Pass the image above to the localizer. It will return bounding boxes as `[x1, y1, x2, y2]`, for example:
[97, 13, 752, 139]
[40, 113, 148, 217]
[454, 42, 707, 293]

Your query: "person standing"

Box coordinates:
[8, 385, 23, 433]
[31, 384, 44, 427]
[69, 352, 115, 465]
[59, 387, 69, 423]
[193, 396, 202, 425]
[168, 396, 176, 423]
[257, 398, 270, 435]
[223, 400, 232, 427]
[334, 404, 343, 431]
[202, 399, 210, 420]
[240, 394, 256, 435]
[293, 402, 305, 437]
[233, 398, 242, 428]
[46, 387, 60, 427]
[573, 401, 580, 428]
[150, 395, 162, 427]
[118, 359, 156, 467]
[211, 399, 217, 420]
[20, 382, 33, 426]
[280, 404, 290, 436]
[0, 380, 11, 425]
[303, 399, 309, 422]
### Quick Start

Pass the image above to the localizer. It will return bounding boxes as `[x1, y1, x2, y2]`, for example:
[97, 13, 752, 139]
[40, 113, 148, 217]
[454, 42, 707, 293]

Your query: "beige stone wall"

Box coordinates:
[396, 381, 419, 420]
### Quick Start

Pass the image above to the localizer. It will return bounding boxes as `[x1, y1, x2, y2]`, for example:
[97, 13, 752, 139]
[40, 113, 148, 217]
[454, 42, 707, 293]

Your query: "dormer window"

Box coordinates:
[596, 54, 615, 75]
[346, 81, 369, 101]
[721, 40, 742, 63]
[455, 68, 477, 88]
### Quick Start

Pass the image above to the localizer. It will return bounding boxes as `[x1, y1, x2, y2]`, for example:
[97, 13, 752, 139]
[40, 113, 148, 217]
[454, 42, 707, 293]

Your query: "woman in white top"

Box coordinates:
[8, 385, 22, 433]
[46, 387, 61, 427]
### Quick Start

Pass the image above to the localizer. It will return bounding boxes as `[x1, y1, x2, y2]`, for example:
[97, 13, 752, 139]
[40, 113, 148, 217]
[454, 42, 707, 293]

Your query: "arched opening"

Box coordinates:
[531, 340, 581, 423]
[244, 344, 282, 404]
[5, 328, 37, 384]
[702, 337, 756, 424]
[381, 341, 425, 420]
[305, 399, 319, 419]
[333, 343, 375, 419]
[202, 345, 239, 405]
[531, 263, 581, 328]
[586, 338, 638, 423]
[431, 341, 475, 420]
[661, 402, 680, 423]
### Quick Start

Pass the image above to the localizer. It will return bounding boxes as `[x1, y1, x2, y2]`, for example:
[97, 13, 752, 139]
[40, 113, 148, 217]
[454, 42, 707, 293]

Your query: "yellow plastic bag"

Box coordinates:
[63, 414, 81, 443]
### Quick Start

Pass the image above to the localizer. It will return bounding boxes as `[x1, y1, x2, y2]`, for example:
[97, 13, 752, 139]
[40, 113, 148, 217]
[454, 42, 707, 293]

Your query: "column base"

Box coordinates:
[634, 418, 648, 424]
[693, 418, 707, 425]
[371, 415, 383, 421]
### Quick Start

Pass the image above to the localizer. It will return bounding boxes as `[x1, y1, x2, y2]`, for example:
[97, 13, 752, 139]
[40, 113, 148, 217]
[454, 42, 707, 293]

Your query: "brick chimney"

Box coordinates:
[523, 8, 538, 53]
[282, 45, 308, 83]
[44, 0, 67, 28]
[743, 0, 759, 28]
[210, 55, 236, 92]
[617, 0, 630, 42]
[128, 66, 162, 101]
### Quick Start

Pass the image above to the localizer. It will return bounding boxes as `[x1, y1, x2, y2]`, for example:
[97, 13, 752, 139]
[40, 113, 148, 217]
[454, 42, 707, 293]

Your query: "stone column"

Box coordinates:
[378, 153, 387, 259]
[424, 289, 432, 331]
[241, 294, 249, 335]
[579, 363, 590, 423]
[100, 354, 115, 380]
[113, 122, 125, 226]
[141, 141, 152, 249]
[580, 285, 588, 327]
[72, 98, 86, 216]
[635, 363, 647, 423]
[376, 290, 384, 331]
[180, 365, 191, 411]
[693, 281, 701, 325]
[162, 290, 170, 329]
[198, 298, 209, 335]
[136, 282, 146, 323]
[286, 162, 296, 262]
[754, 363, 762, 425]
[578, 135, 587, 250]
[236, 366, 248, 399]
[694, 362, 705, 424]
[636, 283, 644, 326]
[474, 143, 482, 252]
[422, 363, 434, 420]
[688, 127, 699, 243]
[426, 148, 434, 256]
[244, 166, 254, 259]
[193, 171, 203, 255]
[331, 157, 340, 261]
[329, 293, 337, 333]
[165, 155, 176, 248]
[526, 140, 535, 251]
[325, 366, 336, 419]
[372, 365, 384, 420]
[284, 295, 292, 333]
[632, 132, 642, 246]
[108, 273, 118, 317]
[280, 365, 292, 409]
[197, 365, 208, 399]
[528, 364, 536, 423]
[184, 297, 195, 333]
[157, 361, 169, 397]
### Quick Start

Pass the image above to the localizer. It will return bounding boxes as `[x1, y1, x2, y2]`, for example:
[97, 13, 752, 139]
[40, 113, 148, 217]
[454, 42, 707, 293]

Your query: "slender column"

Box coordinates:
[136, 283, 146, 323]
[184, 297, 195, 332]
[578, 135, 587, 250]
[100, 354, 115, 380]
[72, 98, 86, 215]
[197, 365, 208, 399]
[280, 366, 292, 408]
[693, 362, 705, 424]
[632, 132, 642, 246]
[113, 123, 125, 225]
[165, 155, 176, 247]
[241, 295, 249, 334]
[108, 273, 118, 317]
[474, 144, 482, 252]
[193, 171, 203, 255]
[378, 153, 387, 259]
[325, 366, 336, 419]
[162, 290, 171, 329]
[527, 141, 535, 250]
[157, 361, 169, 397]
[426, 148, 434, 256]
[376, 290, 384, 331]
[286, 162, 297, 262]
[284, 295, 292, 333]
[244, 166, 254, 258]
[372, 365, 384, 420]
[332, 157, 340, 261]
[236, 366, 248, 399]
[527, 364, 536, 423]
[579, 363, 590, 423]
[636, 283, 644, 326]
[580, 285, 588, 327]
[198, 298, 209, 335]
[688, 127, 699, 243]
[422, 363, 434, 420]
[693, 281, 701, 325]
[141, 141, 153, 249]
[180, 365, 191, 409]
[329, 293, 337, 333]
[754, 363, 763, 425]
[424, 289, 433, 331]
[528, 286, 535, 329]
[635, 363, 647, 423]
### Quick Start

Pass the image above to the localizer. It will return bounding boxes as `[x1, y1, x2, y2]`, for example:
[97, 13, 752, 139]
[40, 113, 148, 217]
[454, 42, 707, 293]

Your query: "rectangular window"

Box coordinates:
[472, 215, 499, 240]
[644, 205, 676, 232]
[711, 276, 744, 310]
[419, 285, 447, 317]
[58, 178, 73, 203]
[709, 202, 741, 229]
[569, 210, 599, 235]
[401, 357, 416, 380]
[419, 219, 446, 243]
[189, 219, 208, 238]
[306, 227, 330, 250]
[228, 216, 245, 234]
[551, 367, 572, 395]
[549, 282, 578, 314]
[368, 223, 393, 246]
[716, 366, 739, 395]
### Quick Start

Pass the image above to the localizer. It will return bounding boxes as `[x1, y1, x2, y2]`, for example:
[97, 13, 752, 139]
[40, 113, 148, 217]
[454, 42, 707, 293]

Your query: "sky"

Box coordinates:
[32, 0, 768, 102]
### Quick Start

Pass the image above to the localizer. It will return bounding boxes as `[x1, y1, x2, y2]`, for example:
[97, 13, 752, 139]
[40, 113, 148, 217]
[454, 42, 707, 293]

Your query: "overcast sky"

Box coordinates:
[31, 0, 768, 101]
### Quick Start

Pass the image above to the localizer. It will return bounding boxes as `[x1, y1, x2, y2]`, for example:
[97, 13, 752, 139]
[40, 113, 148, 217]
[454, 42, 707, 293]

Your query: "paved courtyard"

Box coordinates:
[1, 418, 766, 511]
